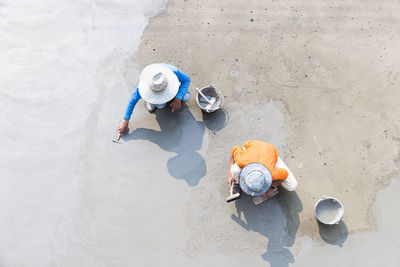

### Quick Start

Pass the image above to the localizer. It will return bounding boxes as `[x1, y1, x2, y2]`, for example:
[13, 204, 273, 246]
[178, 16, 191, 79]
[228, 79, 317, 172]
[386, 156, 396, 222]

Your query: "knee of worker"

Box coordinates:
[231, 163, 242, 182]
[182, 91, 191, 103]
[281, 173, 298, 191]
[154, 103, 167, 109]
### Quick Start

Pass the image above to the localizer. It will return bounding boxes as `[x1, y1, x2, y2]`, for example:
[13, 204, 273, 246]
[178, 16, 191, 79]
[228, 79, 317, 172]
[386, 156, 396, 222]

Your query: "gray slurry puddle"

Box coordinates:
[293, 178, 400, 267]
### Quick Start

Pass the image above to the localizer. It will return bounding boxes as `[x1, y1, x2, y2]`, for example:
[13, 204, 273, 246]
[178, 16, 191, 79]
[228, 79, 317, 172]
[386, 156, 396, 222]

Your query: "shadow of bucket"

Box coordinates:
[314, 196, 344, 225]
[196, 85, 224, 113]
[202, 108, 229, 132]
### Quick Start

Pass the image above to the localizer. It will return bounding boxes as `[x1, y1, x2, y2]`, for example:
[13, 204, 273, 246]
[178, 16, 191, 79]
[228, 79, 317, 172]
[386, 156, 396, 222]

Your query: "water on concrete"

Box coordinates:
[2, 0, 400, 266]
[294, 178, 400, 267]
[0, 0, 168, 266]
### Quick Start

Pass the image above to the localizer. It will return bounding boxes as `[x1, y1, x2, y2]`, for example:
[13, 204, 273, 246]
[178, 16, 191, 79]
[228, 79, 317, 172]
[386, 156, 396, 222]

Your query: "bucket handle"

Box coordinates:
[209, 84, 224, 108]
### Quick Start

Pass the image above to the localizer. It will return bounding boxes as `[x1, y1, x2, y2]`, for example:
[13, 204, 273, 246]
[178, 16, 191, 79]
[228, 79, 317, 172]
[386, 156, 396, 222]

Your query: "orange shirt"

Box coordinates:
[232, 140, 288, 181]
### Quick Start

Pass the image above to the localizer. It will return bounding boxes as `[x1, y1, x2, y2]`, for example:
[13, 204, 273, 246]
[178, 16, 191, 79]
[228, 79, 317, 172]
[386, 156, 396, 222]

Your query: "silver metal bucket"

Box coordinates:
[196, 85, 224, 113]
[314, 196, 344, 225]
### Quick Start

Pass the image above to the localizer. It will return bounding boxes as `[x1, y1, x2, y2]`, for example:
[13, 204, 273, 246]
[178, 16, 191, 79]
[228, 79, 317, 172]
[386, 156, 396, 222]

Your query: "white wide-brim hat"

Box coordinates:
[239, 163, 272, 196]
[138, 63, 180, 104]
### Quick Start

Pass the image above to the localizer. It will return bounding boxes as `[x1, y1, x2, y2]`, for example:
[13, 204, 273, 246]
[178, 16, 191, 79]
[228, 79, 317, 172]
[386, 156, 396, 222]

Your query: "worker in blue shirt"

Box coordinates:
[118, 63, 191, 134]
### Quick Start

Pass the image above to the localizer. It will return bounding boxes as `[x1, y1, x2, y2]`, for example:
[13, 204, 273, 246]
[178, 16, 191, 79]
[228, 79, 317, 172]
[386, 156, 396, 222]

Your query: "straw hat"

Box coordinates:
[239, 163, 272, 196]
[138, 64, 180, 104]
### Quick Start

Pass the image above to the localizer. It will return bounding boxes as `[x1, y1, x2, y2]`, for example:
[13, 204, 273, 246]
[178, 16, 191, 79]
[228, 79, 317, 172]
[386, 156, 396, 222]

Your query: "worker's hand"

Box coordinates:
[228, 176, 235, 189]
[118, 119, 129, 134]
[170, 98, 182, 112]
[263, 187, 278, 198]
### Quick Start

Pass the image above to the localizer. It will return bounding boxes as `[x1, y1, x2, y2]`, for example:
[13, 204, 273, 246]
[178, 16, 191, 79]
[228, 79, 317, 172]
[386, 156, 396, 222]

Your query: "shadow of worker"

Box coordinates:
[124, 105, 206, 186]
[231, 190, 303, 267]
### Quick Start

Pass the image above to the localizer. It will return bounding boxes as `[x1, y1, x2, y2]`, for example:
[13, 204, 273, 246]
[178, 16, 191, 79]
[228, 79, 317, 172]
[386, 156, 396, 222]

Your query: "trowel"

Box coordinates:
[226, 183, 241, 202]
[252, 189, 279, 205]
[196, 88, 216, 110]
[113, 125, 129, 144]
[112, 132, 122, 144]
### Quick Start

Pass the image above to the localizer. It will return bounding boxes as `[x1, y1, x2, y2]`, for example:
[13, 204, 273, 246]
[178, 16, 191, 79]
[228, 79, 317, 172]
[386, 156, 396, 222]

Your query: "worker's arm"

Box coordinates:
[260, 179, 284, 198]
[169, 68, 191, 112]
[271, 167, 288, 187]
[227, 153, 235, 188]
[174, 69, 191, 100]
[272, 179, 284, 188]
[118, 87, 141, 134]
[264, 168, 287, 197]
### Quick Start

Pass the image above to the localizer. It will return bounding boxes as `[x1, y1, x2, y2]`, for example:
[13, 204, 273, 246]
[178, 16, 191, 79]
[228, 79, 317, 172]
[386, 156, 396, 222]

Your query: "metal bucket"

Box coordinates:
[314, 196, 344, 225]
[196, 85, 224, 113]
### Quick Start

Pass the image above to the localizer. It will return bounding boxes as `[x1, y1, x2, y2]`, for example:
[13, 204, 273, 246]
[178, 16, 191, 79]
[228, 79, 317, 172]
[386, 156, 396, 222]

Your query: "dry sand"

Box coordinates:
[128, 0, 400, 265]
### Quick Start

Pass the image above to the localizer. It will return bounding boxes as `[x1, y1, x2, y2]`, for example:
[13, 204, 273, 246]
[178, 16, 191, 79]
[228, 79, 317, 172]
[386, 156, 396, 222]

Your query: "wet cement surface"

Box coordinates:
[65, 98, 291, 266]
[294, 178, 400, 267]
[1, 0, 400, 266]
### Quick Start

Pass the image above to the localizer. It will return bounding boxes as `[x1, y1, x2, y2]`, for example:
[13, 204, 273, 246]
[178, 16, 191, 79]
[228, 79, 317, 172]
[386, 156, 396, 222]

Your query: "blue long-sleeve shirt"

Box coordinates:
[123, 63, 191, 120]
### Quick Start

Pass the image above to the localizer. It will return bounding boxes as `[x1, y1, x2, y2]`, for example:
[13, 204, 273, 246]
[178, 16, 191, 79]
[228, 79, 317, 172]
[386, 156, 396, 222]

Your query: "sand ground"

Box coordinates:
[122, 0, 400, 265]
[135, 0, 400, 233]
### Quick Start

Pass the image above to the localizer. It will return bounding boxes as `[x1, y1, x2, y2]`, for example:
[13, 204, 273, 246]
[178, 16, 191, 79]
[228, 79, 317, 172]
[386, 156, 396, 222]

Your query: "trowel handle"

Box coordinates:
[196, 88, 213, 105]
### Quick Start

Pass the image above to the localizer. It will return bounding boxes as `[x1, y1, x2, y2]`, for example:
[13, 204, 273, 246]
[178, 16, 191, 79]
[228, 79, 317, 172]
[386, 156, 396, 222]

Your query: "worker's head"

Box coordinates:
[138, 63, 179, 104]
[239, 163, 272, 196]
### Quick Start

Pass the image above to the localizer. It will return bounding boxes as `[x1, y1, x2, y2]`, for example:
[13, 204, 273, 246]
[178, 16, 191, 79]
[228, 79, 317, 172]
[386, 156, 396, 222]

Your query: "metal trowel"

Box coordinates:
[252, 189, 279, 205]
[112, 132, 122, 143]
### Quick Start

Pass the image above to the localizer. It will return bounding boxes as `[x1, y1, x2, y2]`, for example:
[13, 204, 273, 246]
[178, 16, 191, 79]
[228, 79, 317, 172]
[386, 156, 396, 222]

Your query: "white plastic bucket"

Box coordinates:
[314, 196, 344, 225]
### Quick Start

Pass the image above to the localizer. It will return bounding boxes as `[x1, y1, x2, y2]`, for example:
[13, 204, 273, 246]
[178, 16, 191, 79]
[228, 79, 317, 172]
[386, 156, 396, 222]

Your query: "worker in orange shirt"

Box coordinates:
[227, 140, 297, 204]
